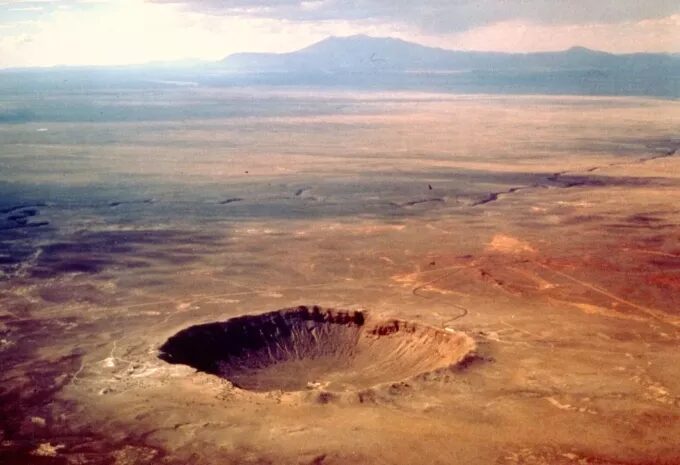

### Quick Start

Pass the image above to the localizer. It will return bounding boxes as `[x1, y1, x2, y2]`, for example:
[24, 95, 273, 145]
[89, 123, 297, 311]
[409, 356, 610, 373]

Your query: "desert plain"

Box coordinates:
[1, 89, 679, 464]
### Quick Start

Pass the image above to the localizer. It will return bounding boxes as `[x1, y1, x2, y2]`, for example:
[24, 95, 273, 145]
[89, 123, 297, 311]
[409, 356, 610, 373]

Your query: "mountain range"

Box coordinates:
[1, 35, 678, 98]
[221, 35, 679, 74]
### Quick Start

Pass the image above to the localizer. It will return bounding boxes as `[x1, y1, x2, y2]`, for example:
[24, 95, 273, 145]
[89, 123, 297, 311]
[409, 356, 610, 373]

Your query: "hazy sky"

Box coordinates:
[0, 0, 678, 67]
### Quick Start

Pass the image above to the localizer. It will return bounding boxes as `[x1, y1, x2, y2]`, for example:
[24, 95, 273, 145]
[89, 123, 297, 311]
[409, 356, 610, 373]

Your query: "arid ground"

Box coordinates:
[1, 90, 679, 464]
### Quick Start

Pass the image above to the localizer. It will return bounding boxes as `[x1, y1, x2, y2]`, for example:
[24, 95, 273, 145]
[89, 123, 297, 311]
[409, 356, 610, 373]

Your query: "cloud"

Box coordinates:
[420, 15, 680, 53]
[0, 0, 400, 67]
[0, 0, 677, 67]
[149, 0, 680, 33]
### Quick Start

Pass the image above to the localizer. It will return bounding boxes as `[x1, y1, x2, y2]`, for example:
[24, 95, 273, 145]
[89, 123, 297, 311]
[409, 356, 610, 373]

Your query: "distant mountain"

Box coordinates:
[221, 35, 680, 74]
[1, 35, 678, 99]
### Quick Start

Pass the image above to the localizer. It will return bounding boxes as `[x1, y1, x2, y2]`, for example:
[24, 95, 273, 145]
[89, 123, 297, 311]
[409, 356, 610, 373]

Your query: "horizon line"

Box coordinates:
[0, 34, 677, 72]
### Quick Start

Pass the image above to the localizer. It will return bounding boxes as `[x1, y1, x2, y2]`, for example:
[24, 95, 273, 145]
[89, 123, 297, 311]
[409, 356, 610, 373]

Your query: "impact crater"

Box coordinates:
[159, 306, 475, 392]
